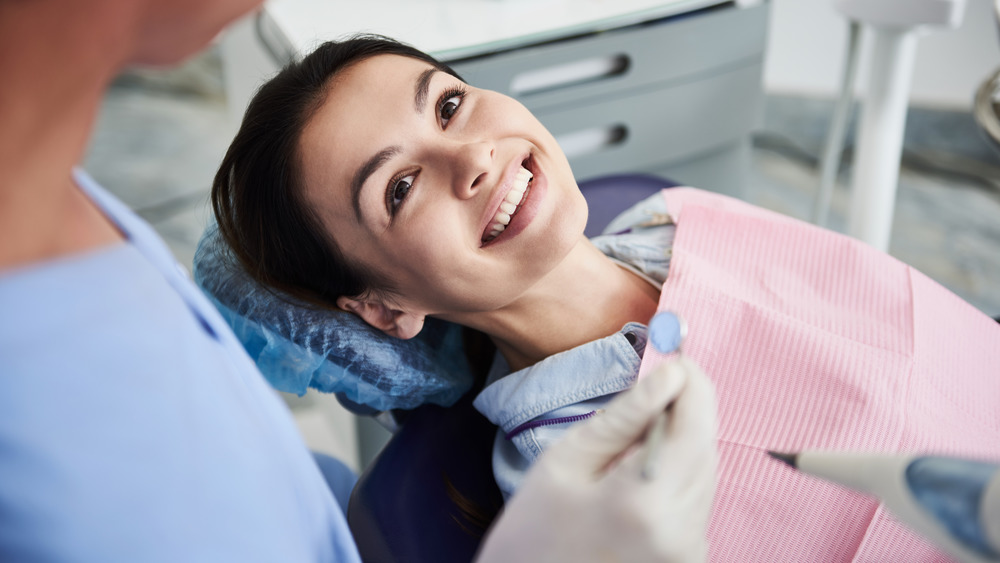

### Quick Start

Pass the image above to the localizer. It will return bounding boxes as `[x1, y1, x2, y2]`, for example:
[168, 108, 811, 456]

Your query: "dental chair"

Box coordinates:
[192, 173, 679, 563]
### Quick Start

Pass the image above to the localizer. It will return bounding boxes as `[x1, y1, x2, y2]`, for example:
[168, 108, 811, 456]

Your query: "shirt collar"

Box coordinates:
[473, 323, 647, 431]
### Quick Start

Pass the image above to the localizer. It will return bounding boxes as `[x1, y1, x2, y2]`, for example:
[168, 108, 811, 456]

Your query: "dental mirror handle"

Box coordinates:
[640, 311, 687, 480]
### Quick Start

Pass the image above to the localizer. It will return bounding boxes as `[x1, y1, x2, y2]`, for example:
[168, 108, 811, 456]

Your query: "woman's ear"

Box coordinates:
[336, 295, 426, 340]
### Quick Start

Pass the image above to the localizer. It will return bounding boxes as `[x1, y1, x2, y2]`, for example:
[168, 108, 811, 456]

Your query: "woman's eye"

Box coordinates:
[439, 95, 462, 127]
[388, 174, 415, 214]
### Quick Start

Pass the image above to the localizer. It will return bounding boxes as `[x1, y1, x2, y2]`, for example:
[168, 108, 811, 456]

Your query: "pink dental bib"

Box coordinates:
[639, 188, 1000, 561]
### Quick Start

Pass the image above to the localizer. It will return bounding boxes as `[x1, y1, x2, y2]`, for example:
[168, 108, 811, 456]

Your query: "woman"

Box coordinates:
[214, 37, 659, 368]
[213, 35, 1000, 560]
[215, 35, 673, 492]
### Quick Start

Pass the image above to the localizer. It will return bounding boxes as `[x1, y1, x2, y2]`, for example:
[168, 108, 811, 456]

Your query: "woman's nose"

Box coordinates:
[449, 140, 494, 200]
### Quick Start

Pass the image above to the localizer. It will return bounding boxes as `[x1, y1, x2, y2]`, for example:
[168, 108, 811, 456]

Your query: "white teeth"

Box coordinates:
[505, 187, 524, 205]
[504, 166, 532, 204]
[483, 165, 534, 243]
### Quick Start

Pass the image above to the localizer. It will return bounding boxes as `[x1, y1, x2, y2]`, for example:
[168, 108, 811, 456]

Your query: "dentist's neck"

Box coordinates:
[0, 1, 130, 270]
[453, 238, 659, 372]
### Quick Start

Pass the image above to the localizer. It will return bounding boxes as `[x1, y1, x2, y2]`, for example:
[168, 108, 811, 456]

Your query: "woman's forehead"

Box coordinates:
[298, 55, 440, 219]
[314, 54, 441, 135]
[337, 54, 438, 91]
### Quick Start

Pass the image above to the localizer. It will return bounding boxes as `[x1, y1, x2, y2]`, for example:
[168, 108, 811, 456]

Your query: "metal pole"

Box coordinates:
[846, 25, 918, 252]
[814, 21, 862, 228]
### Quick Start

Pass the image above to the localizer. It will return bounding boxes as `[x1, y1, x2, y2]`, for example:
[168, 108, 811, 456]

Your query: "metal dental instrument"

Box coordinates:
[641, 311, 687, 480]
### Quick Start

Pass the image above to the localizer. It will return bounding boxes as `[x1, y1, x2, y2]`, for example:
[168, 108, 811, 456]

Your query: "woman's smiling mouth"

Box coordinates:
[482, 165, 532, 244]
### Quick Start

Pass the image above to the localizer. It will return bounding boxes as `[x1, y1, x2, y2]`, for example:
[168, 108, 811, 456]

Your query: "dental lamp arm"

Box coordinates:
[476, 357, 719, 563]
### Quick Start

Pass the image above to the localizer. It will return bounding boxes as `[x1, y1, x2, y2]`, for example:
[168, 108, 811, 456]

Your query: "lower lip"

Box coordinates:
[483, 165, 546, 247]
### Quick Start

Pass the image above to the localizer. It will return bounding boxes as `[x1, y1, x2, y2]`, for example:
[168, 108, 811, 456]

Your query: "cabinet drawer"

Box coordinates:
[534, 62, 763, 181]
[448, 3, 768, 113]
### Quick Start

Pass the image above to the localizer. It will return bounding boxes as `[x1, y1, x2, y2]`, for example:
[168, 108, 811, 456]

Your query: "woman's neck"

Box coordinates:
[453, 237, 659, 372]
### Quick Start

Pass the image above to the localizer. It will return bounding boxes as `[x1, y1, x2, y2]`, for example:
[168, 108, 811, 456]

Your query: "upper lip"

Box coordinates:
[478, 153, 532, 244]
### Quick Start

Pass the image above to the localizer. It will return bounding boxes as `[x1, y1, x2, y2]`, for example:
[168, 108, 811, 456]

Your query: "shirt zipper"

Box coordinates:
[504, 409, 603, 440]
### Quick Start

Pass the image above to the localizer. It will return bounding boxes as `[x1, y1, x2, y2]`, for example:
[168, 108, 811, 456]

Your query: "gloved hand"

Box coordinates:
[476, 356, 718, 562]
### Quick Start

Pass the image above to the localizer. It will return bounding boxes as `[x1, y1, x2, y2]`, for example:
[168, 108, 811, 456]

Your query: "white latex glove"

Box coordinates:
[476, 356, 718, 563]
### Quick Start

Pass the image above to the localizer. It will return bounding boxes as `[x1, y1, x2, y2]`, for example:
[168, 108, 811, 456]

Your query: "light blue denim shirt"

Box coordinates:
[473, 192, 676, 499]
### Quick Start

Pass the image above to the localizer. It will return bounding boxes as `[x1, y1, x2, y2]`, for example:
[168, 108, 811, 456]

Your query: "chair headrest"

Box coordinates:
[192, 224, 475, 412]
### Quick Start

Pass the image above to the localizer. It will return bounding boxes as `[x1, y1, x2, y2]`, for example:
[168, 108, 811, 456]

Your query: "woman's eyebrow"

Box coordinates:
[414, 68, 438, 114]
[350, 69, 438, 223]
[351, 146, 399, 222]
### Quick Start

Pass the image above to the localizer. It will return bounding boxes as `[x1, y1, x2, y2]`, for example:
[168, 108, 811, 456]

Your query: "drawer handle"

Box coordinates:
[510, 54, 630, 96]
[556, 125, 628, 159]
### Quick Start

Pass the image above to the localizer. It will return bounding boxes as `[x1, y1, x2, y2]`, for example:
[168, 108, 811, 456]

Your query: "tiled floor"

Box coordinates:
[85, 57, 234, 272]
[83, 49, 1000, 467]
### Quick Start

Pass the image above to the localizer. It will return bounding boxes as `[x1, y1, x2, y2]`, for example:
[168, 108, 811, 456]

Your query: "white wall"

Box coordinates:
[763, 0, 1000, 108]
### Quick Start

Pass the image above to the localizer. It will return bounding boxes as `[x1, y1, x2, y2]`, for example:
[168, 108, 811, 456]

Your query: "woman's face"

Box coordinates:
[298, 54, 587, 318]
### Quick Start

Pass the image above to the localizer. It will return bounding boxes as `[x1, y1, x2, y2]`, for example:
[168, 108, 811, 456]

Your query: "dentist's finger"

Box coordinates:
[660, 356, 717, 454]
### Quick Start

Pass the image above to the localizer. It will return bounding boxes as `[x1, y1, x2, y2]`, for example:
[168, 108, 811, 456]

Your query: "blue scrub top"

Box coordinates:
[0, 171, 361, 562]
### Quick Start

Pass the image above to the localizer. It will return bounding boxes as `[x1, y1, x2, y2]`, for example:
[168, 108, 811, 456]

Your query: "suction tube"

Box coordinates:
[769, 451, 1000, 562]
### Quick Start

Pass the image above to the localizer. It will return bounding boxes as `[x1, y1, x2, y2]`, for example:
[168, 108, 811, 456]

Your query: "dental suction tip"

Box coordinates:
[767, 451, 799, 469]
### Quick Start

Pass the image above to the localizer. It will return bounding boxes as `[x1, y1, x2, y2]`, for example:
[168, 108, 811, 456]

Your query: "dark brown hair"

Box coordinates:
[211, 36, 461, 307]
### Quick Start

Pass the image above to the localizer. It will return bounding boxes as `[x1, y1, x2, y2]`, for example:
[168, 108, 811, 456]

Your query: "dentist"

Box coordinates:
[0, 0, 718, 561]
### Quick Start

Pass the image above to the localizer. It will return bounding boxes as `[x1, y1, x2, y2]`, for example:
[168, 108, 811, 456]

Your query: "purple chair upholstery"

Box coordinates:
[580, 174, 680, 238]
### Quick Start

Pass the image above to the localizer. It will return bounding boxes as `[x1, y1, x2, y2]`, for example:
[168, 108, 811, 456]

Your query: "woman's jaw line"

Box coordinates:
[438, 237, 619, 370]
[479, 154, 544, 248]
